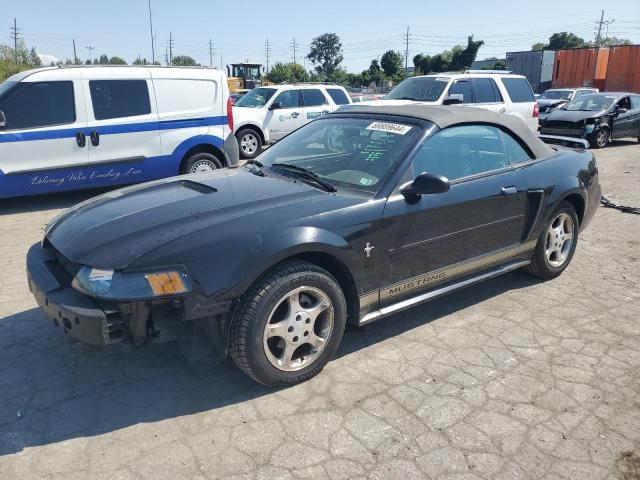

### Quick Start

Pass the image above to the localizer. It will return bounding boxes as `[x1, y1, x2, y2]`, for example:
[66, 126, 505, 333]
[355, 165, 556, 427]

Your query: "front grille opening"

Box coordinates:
[180, 180, 217, 195]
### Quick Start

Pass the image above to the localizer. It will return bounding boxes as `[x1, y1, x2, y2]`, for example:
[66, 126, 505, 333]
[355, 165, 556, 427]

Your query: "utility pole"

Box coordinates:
[265, 39, 271, 74]
[85, 45, 95, 64]
[220, 54, 223, 71]
[291, 38, 297, 65]
[209, 39, 214, 67]
[148, 0, 156, 64]
[165, 47, 168, 65]
[10, 18, 22, 65]
[595, 10, 605, 46]
[404, 26, 410, 76]
[167, 33, 174, 65]
[72, 39, 78, 64]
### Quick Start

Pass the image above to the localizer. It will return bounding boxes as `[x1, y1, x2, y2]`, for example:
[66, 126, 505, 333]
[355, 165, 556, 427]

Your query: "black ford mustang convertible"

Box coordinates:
[27, 105, 600, 386]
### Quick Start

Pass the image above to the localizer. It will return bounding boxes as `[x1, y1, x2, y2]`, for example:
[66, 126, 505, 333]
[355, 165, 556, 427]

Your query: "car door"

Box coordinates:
[0, 72, 89, 195]
[82, 70, 162, 171]
[301, 88, 331, 122]
[377, 125, 529, 305]
[612, 96, 637, 138]
[470, 77, 506, 114]
[630, 95, 640, 136]
[267, 89, 304, 141]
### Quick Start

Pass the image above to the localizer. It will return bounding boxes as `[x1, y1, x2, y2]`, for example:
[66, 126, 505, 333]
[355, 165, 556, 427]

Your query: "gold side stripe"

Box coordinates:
[359, 241, 536, 307]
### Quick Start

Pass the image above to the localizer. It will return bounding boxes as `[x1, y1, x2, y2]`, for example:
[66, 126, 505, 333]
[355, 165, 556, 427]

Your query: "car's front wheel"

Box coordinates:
[236, 128, 263, 159]
[589, 127, 609, 148]
[230, 261, 347, 387]
[525, 201, 579, 279]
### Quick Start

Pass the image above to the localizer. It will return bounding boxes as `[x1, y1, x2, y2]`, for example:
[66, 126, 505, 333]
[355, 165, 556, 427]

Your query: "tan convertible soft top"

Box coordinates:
[336, 104, 555, 159]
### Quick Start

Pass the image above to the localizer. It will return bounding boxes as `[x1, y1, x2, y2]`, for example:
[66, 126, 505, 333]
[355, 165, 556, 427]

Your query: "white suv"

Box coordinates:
[232, 83, 352, 158]
[362, 71, 539, 132]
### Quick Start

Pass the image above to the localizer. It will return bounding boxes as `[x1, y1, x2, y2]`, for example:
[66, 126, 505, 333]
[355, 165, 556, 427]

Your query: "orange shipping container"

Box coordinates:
[605, 45, 640, 93]
[552, 48, 609, 90]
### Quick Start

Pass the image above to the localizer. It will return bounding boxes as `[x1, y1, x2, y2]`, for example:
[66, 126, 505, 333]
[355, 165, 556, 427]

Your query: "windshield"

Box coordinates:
[235, 87, 276, 108]
[563, 94, 617, 112]
[540, 90, 573, 100]
[386, 77, 449, 102]
[256, 117, 422, 192]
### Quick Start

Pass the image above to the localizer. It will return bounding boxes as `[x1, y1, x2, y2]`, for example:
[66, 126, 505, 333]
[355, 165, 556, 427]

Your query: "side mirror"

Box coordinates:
[0, 110, 5, 129]
[399, 172, 450, 200]
[269, 101, 282, 110]
[443, 94, 463, 105]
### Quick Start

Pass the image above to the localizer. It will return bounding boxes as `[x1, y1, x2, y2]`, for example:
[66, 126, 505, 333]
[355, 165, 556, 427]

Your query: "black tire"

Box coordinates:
[236, 128, 263, 159]
[588, 127, 609, 149]
[525, 201, 579, 279]
[229, 261, 347, 387]
[181, 152, 222, 174]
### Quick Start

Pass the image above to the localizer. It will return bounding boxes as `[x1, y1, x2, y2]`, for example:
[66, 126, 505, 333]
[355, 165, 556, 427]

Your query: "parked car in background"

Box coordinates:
[540, 92, 640, 148]
[232, 83, 352, 158]
[27, 105, 600, 386]
[538, 87, 599, 125]
[363, 71, 539, 132]
[0, 65, 238, 199]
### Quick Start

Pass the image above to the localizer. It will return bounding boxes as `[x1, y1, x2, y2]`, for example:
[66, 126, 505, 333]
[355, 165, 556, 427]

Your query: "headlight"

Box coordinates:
[72, 266, 192, 300]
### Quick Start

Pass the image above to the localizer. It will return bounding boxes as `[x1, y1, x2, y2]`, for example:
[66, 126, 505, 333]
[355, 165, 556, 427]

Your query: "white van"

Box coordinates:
[0, 65, 238, 199]
[359, 71, 539, 132]
[232, 83, 352, 158]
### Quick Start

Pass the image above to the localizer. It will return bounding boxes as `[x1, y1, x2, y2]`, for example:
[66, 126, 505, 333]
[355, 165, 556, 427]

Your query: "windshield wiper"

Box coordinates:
[271, 163, 337, 192]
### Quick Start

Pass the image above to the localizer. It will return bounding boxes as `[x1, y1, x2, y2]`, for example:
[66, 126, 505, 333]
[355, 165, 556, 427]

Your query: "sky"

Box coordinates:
[1, 0, 639, 73]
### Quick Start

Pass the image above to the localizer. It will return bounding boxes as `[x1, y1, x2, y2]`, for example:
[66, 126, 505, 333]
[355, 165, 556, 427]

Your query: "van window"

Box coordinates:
[153, 79, 217, 117]
[326, 88, 350, 105]
[472, 78, 502, 103]
[90, 80, 151, 120]
[0, 81, 75, 130]
[274, 90, 301, 109]
[501, 78, 535, 103]
[302, 89, 327, 107]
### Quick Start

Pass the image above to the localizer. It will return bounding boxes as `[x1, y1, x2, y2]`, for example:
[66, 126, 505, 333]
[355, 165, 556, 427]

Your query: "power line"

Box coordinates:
[265, 38, 271, 74]
[85, 45, 95, 63]
[290, 38, 297, 65]
[404, 26, 411, 75]
[167, 32, 174, 65]
[594, 10, 615, 46]
[10, 18, 22, 65]
[209, 38, 215, 67]
[148, 0, 155, 64]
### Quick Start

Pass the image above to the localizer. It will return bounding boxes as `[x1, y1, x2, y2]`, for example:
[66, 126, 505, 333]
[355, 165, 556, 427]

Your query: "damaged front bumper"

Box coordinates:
[26, 242, 234, 348]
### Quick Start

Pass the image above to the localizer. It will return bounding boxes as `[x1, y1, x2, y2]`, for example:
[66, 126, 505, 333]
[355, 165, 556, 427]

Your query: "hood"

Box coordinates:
[537, 98, 567, 108]
[46, 169, 341, 270]
[544, 109, 604, 123]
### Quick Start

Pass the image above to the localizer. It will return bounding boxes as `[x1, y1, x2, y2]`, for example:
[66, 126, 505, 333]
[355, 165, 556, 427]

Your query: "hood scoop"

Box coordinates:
[180, 180, 217, 195]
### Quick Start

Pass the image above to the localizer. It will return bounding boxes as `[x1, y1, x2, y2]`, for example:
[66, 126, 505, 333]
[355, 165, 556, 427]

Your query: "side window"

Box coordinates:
[617, 97, 631, 110]
[0, 81, 75, 130]
[302, 89, 328, 107]
[501, 78, 535, 103]
[471, 78, 501, 103]
[274, 90, 301, 109]
[501, 131, 532, 164]
[90, 80, 151, 120]
[448, 80, 473, 104]
[326, 88, 350, 105]
[630, 96, 640, 109]
[411, 125, 510, 181]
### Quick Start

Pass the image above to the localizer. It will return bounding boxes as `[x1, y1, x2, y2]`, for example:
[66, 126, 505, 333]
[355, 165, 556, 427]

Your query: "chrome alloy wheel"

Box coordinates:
[545, 212, 574, 267]
[595, 129, 608, 148]
[190, 160, 217, 173]
[240, 132, 259, 156]
[263, 286, 334, 372]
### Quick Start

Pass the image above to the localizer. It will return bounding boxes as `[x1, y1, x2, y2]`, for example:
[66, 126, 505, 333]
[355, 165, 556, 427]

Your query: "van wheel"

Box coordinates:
[181, 153, 222, 174]
[589, 127, 609, 149]
[229, 261, 346, 387]
[236, 128, 262, 159]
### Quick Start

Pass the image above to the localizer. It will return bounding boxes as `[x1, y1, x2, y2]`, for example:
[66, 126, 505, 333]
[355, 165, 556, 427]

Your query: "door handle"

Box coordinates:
[501, 186, 517, 195]
[291, 112, 300, 118]
[75, 131, 86, 147]
[90, 129, 100, 146]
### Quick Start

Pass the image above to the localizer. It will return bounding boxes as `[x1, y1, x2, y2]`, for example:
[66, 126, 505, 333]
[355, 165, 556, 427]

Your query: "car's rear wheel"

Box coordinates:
[589, 127, 609, 149]
[236, 128, 263, 159]
[525, 202, 579, 279]
[229, 261, 346, 387]
[181, 152, 222, 174]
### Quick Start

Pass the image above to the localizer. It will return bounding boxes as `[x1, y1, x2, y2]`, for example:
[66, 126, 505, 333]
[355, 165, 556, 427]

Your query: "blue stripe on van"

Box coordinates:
[0, 115, 229, 143]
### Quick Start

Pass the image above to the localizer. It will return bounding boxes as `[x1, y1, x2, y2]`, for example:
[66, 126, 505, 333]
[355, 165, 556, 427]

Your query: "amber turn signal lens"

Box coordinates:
[145, 272, 188, 295]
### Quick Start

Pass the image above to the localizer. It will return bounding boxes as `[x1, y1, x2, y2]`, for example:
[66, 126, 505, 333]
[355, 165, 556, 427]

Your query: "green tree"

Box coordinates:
[172, 55, 199, 66]
[266, 62, 306, 83]
[531, 42, 546, 51]
[533, 32, 592, 50]
[450, 36, 484, 71]
[600, 37, 632, 47]
[1, 40, 46, 80]
[98, 54, 109, 65]
[380, 50, 403, 77]
[367, 59, 385, 85]
[108, 56, 127, 65]
[307, 33, 343, 80]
